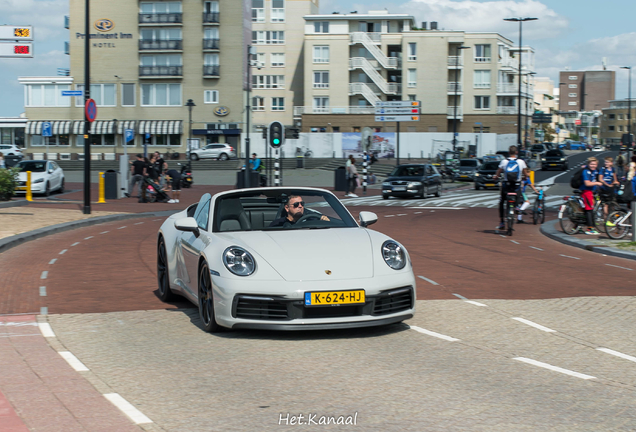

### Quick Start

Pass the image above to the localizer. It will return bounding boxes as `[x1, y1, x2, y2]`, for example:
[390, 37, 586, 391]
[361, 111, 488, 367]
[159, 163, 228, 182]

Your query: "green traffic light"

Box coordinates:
[273, 138, 280, 144]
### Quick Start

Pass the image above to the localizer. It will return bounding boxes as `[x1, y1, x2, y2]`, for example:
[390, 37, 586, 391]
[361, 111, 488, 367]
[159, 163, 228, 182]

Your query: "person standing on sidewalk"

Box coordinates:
[346, 156, 358, 198]
[580, 157, 603, 235]
[126, 154, 147, 198]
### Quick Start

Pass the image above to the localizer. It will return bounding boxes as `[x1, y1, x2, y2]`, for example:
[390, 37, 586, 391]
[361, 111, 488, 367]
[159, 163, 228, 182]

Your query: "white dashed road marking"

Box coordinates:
[84, 236, 94, 240]
[409, 326, 460, 342]
[513, 357, 596, 380]
[100, 231, 109, 234]
[397, 214, 407, 216]
[59, 351, 89, 372]
[512, 317, 556, 333]
[59, 249, 67, 255]
[530, 246, 544, 251]
[39, 286, 46, 296]
[596, 348, 636, 363]
[134, 222, 144, 225]
[38, 323, 55, 337]
[417, 275, 439, 286]
[559, 254, 580, 260]
[464, 300, 488, 307]
[511, 240, 520, 245]
[40, 271, 48, 280]
[118, 226, 127, 230]
[605, 264, 632, 271]
[384, 215, 395, 218]
[104, 393, 153, 424]
[48, 259, 57, 265]
[71, 242, 80, 247]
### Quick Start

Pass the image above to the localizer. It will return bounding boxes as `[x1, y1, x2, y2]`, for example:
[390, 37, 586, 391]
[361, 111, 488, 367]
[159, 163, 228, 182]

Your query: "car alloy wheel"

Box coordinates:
[219, 153, 229, 161]
[198, 261, 222, 333]
[58, 179, 65, 194]
[157, 238, 175, 302]
[190, 154, 199, 161]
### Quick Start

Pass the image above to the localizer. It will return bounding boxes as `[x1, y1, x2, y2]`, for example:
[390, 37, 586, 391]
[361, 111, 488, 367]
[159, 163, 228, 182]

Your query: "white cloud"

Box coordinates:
[0, 0, 68, 40]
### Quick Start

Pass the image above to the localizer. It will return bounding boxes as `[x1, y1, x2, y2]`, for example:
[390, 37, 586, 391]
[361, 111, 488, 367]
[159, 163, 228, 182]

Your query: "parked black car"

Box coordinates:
[474, 161, 502, 190]
[456, 159, 480, 182]
[541, 149, 568, 171]
[382, 164, 443, 199]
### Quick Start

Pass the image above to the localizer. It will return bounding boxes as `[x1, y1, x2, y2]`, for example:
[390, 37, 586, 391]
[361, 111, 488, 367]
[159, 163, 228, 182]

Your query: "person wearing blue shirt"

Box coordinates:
[516, 176, 538, 223]
[250, 153, 262, 172]
[580, 157, 603, 235]
[598, 156, 619, 219]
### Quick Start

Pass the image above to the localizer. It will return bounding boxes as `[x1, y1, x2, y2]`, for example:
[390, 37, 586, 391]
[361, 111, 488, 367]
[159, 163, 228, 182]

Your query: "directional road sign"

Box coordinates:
[0, 26, 33, 40]
[62, 90, 84, 97]
[42, 122, 52, 137]
[375, 107, 420, 115]
[125, 129, 135, 143]
[376, 101, 420, 107]
[375, 115, 420, 122]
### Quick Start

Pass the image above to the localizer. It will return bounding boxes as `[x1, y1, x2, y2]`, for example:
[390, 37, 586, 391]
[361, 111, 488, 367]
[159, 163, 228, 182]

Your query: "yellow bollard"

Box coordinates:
[529, 170, 535, 185]
[26, 171, 32, 202]
[97, 172, 106, 203]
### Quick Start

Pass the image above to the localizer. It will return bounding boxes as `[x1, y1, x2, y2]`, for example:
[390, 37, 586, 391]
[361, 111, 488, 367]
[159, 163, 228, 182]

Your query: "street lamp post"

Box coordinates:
[244, 45, 257, 188]
[524, 71, 536, 146]
[452, 45, 470, 155]
[504, 17, 538, 149]
[185, 99, 195, 172]
[621, 66, 632, 159]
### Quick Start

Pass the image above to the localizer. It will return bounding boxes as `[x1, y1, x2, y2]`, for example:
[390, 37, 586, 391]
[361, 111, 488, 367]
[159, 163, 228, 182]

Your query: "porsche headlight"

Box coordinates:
[33, 178, 44, 183]
[381, 240, 406, 270]
[223, 246, 255, 276]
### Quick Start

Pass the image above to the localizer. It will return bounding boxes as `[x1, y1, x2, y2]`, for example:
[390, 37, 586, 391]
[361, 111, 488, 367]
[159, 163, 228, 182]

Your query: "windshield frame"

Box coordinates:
[389, 165, 426, 177]
[17, 161, 47, 172]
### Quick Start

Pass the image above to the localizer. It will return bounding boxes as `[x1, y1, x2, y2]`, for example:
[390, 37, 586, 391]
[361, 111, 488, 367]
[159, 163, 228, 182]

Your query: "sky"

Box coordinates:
[0, 0, 635, 117]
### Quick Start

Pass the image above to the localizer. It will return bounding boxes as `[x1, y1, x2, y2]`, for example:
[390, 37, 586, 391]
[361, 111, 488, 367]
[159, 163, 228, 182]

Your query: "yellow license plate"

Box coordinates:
[550, 164, 557, 166]
[485, 183, 495, 187]
[305, 290, 365, 306]
[16, 186, 27, 191]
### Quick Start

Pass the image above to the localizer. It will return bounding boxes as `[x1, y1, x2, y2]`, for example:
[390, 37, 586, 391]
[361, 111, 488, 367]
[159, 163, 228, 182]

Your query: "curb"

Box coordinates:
[0, 210, 179, 254]
[540, 219, 636, 261]
[0, 200, 28, 209]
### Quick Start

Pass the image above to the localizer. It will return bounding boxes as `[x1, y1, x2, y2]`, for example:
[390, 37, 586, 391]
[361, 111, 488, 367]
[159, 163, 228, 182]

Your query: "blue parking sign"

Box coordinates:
[125, 129, 134, 143]
[42, 122, 52, 137]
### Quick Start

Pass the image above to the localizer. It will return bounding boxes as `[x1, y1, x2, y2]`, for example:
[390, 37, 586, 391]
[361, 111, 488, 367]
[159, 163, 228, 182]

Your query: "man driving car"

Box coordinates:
[269, 195, 330, 227]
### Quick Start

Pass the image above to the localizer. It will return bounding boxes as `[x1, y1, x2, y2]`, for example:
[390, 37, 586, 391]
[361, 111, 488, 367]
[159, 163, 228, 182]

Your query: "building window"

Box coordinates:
[140, 54, 182, 67]
[313, 97, 329, 113]
[252, 0, 264, 22]
[568, 84, 577, 88]
[251, 52, 265, 67]
[473, 126, 491, 133]
[204, 27, 219, 43]
[271, 53, 285, 67]
[618, 114, 623, 120]
[140, 2, 182, 13]
[474, 70, 491, 88]
[252, 31, 284, 45]
[122, 83, 135, 106]
[474, 95, 490, 110]
[408, 94, 416, 101]
[140, 28, 181, 42]
[408, 43, 416, 61]
[474, 44, 491, 62]
[568, 101, 576, 106]
[313, 71, 329, 88]
[204, 1, 218, 13]
[407, 69, 416, 87]
[313, 46, 329, 63]
[618, 125, 624, 132]
[271, 97, 284, 111]
[75, 84, 116, 107]
[147, 134, 180, 146]
[251, 75, 285, 89]
[314, 21, 329, 33]
[26, 84, 71, 107]
[252, 96, 265, 111]
[271, 0, 285, 22]
[609, 125, 615, 131]
[568, 75, 578, 80]
[204, 53, 219, 66]
[141, 83, 181, 106]
[568, 93, 577, 98]
[204, 90, 218, 104]
[609, 114, 615, 120]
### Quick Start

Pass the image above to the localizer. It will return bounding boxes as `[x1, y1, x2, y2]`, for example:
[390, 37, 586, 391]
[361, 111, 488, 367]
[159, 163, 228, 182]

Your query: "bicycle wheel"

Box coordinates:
[540, 198, 545, 224]
[532, 199, 540, 225]
[606, 210, 630, 240]
[506, 202, 515, 236]
[559, 202, 579, 235]
[593, 201, 606, 233]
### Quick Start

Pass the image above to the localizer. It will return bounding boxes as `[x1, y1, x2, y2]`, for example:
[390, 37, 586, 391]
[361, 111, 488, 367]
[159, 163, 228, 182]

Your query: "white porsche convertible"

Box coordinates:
[157, 187, 416, 332]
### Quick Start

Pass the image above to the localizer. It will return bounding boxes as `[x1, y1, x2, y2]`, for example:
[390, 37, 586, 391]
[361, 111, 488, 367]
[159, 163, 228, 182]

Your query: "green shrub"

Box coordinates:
[0, 167, 20, 201]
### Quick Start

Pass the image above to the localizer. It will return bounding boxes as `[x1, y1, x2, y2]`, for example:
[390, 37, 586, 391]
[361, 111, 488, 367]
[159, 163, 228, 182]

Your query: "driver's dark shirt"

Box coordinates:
[269, 216, 298, 227]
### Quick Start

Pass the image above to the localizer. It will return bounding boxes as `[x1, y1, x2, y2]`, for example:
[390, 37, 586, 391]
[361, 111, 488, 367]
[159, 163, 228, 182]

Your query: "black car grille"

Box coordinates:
[373, 287, 414, 316]
[390, 181, 409, 186]
[235, 296, 289, 320]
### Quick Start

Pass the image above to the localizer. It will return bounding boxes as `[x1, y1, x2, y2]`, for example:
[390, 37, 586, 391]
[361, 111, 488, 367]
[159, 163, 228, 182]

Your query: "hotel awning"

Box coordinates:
[72, 121, 116, 135]
[26, 121, 72, 135]
[138, 120, 183, 135]
[117, 120, 137, 134]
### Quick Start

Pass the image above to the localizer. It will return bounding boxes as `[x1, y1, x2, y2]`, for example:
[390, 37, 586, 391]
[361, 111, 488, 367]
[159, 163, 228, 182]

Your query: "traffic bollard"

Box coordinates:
[97, 172, 106, 204]
[529, 170, 535, 185]
[26, 171, 32, 202]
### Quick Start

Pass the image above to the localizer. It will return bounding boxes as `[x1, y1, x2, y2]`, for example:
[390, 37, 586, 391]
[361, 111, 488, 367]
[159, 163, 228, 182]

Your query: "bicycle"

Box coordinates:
[559, 190, 606, 235]
[532, 187, 545, 225]
[505, 191, 518, 236]
[605, 205, 633, 240]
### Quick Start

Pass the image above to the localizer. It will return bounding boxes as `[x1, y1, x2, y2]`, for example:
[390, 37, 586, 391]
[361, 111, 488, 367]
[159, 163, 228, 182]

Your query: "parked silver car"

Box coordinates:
[190, 143, 236, 161]
[0, 144, 23, 157]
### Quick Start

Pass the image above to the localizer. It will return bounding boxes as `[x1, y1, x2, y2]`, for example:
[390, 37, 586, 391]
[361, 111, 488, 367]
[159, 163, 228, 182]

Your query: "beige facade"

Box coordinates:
[601, 99, 636, 145]
[298, 11, 535, 135]
[20, 0, 250, 158]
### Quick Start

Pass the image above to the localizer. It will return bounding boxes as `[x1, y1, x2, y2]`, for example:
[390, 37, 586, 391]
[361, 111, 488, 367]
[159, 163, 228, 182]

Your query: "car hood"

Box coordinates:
[217, 228, 373, 281]
[385, 176, 424, 182]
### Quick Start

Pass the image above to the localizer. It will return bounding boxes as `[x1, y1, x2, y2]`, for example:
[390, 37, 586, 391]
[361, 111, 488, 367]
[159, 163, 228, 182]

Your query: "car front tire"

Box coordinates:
[219, 153, 229, 161]
[190, 153, 199, 161]
[475, 184, 481, 190]
[157, 238, 176, 302]
[382, 194, 388, 200]
[435, 184, 442, 197]
[58, 179, 65, 193]
[199, 261, 223, 333]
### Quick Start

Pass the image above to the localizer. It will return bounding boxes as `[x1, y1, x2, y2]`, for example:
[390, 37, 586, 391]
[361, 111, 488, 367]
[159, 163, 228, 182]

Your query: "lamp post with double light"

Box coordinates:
[185, 99, 195, 172]
[504, 17, 538, 149]
[452, 45, 470, 155]
[524, 71, 536, 146]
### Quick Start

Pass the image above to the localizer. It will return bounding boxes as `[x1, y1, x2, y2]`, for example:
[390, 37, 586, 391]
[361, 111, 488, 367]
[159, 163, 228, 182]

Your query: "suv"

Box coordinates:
[382, 164, 442, 199]
[0, 144, 23, 157]
[474, 161, 502, 190]
[457, 159, 480, 181]
[190, 143, 236, 161]
[541, 149, 568, 171]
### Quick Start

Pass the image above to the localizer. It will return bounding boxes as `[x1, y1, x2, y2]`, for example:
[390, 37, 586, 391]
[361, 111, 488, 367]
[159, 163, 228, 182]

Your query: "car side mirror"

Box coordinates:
[359, 211, 377, 228]
[48, 169, 54, 174]
[174, 217, 199, 234]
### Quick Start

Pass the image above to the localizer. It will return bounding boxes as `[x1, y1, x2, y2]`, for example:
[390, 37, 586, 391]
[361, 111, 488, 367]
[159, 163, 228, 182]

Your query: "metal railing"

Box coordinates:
[139, 66, 183, 77]
[349, 57, 398, 94]
[474, 57, 491, 63]
[497, 106, 531, 115]
[447, 106, 463, 118]
[349, 32, 398, 69]
[474, 83, 491, 89]
[202, 12, 220, 23]
[139, 13, 182, 24]
[349, 82, 381, 105]
[139, 40, 183, 50]
[447, 82, 462, 92]
[203, 65, 220, 76]
[203, 38, 220, 50]
[447, 56, 463, 67]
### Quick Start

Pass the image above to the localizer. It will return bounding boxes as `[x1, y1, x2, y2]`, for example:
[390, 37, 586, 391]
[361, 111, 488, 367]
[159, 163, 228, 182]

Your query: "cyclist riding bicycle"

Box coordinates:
[517, 175, 539, 223]
[494, 145, 529, 230]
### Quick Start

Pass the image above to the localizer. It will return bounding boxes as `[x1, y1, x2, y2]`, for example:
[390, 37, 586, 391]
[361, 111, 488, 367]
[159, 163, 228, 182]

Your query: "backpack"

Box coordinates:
[617, 179, 635, 203]
[570, 167, 584, 189]
[504, 158, 520, 184]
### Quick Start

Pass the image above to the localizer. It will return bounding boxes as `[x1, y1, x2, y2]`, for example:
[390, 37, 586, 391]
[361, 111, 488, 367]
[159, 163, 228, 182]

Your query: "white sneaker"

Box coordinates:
[168, 199, 175, 203]
[175, 199, 179, 203]
[349, 193, 358, 198]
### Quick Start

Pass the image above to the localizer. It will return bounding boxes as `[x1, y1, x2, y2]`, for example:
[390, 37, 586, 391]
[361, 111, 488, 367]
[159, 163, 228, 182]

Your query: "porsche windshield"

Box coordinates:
[213, 189, 358, 232]
[17, 162, 47, 172]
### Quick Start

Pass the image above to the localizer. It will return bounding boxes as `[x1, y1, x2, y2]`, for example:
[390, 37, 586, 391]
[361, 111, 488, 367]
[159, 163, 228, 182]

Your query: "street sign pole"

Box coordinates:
[83, 0, 91, 215]
[396, 121, 400, 166]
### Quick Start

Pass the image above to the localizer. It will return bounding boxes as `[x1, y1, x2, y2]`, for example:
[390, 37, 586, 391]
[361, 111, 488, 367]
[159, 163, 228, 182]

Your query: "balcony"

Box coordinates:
[497, 83, 534, 96]
[139, 13, 182, 24]
[497, 106, 531, 115]
[293, 106, 376, 116]
[139, 66, 183, 77]
[447, 106, 463, 119]
[474, 56, 491, 63]
[474, 83, 491, 89]
[447, 82, 462, 93]
[203, 12, 220, 23]
[203, 38, 220, 50]
[203, 65, 220, 77]
[139, 40, 183, 50]
[447, 56, 463, 68]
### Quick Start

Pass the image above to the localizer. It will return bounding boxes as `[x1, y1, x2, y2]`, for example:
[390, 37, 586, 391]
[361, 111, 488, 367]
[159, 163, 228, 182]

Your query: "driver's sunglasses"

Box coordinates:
[290, 201, 305, 208]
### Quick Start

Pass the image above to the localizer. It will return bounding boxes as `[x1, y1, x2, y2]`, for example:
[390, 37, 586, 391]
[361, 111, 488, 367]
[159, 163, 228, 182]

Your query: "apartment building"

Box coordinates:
[600, 99, 636, 146]
[250, 0, 319, 130]
[298, 11, 535, 134]
[19, 0, 250, 159]
[558, 70, 615, 112]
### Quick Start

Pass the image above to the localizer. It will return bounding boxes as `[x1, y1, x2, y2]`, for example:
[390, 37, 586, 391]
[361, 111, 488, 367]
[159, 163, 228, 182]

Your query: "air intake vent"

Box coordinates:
[373, 287, 413, 315]
[235, 296, 289, 320]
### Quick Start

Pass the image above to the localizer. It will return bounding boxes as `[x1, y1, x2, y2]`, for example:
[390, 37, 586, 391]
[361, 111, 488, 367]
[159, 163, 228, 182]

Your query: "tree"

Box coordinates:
[541, 124, 556, 142]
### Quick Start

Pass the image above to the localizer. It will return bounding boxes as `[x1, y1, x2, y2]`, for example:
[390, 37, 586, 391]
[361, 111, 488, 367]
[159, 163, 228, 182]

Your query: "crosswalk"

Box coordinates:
[341, 189, 566, 209]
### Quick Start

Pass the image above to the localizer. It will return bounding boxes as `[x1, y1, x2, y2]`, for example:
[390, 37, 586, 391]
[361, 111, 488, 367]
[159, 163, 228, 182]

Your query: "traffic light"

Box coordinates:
[268, 121, 284, 148]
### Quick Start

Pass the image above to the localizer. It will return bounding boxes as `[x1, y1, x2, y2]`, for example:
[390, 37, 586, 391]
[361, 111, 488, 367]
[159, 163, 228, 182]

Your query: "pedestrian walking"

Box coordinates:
[0, 152, 5, 169]
[126, 154, 147, 198]
[346, 157, 358, 197]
